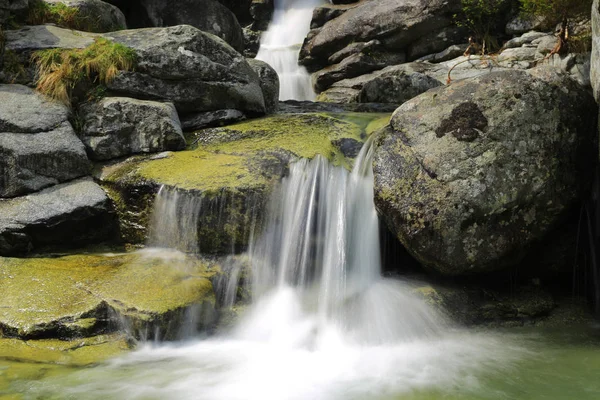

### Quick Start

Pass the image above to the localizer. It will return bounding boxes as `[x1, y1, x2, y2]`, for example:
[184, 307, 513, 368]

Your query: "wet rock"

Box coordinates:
[374, 69, 597, 275]
[249, 0, 273, 31]
[181, 109, 246, 131]
[100, 113, 387, 249]
[80, 97, 186, 161]
[414, 284, 555, 326]
[243, 27, 260, 58]
[247, 58, 279, 114]
[0, 252, 216, 339]
[43, 0, 127, 32]
[0, 178, 117, 256]
[0, 85, 90, 198]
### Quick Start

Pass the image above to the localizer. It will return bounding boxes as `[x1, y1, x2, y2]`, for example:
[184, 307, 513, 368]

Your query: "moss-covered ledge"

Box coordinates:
[0, 251, 218, 340]
[98, 112, 390, 249]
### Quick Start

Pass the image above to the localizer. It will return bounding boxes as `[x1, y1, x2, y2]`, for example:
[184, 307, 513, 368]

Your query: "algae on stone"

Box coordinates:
[0, 252, 217, 339]
[98, 112, 389, 250]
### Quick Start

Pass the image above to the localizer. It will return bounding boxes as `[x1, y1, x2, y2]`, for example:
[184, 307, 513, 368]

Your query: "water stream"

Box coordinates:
[255, 0, 320, 100]
[7, 141, 600, 399]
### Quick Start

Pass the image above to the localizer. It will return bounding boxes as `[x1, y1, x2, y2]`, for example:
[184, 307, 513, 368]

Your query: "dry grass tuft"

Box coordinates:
[32, 38, 136, 105]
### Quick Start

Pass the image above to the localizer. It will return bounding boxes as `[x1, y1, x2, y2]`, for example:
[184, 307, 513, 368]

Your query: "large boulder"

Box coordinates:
[374, 68, 597, 276]
[44, 0, 127, 32]
[4, 25, 268, 114]
[104, 25, 266, 114]
[300, 0, 461, 74]
[246, 58, 279, 113]
[0, 178, 117, 256]
[80, 97, 186, 160]
[105, 0, 244, 52]
[0, 85, 90, 198]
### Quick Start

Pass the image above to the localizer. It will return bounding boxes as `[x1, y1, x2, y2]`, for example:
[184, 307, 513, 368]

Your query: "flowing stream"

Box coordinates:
[9, 141, 600, 399]
[255, 0, 320, 100]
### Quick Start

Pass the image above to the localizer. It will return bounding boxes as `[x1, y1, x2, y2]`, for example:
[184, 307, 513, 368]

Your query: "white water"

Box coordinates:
[46, 141, 524, 399]
[255, 0, 320, 100]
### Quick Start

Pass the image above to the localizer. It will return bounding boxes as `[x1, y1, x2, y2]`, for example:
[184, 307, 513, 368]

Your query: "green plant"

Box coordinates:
[27, 0, 95, 31]
[519, 0, 593, 54]
[32, 38, 137, 104]
[454, 0, 509, 54]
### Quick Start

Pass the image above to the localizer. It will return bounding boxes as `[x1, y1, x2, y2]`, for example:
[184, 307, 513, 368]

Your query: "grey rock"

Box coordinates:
[133, 0, 244, 53]
[4, 25, 97, 53]
[301, 0, 461, 68]
[0, 122, 91, 197]
[104, 25, 266, 114]
[0, 85, 70, 133]
[417, 44, 468, 63]
[327, 40, 380, 65]
[80, 97, 186, 160]
[407, 26, 467, 61]
[249, 0, 273, 31]
[503, 31, 549, 49]
[313, 51, 406, 92]
[44, 0, 127, 32]
[357, 72, 442, 104]
[374, 69, 597, 275]
[506, 15, 547, 35]
[247, 58, 279, 113]
[0, 178, 117, 256]
[243, 27, 260, 58]
[310, 4, 349, 29]
[591, 0, 600, 100]
[0, 85, 90, 198]
[181, 109, 246, 131]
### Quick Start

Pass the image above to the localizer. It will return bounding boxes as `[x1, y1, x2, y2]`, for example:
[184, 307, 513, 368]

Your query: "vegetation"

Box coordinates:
[519, 0, 593, 54]
[454, 0, 511, 54]
[32, 37, 136, 104]
[27, 0, 87, 30]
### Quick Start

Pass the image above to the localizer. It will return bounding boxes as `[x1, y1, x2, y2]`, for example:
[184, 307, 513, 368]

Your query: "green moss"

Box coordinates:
[0, 253, 216, 338]
[104, 113, 390, 195]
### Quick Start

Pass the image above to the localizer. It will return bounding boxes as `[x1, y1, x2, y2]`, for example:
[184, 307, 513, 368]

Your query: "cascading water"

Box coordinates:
[47, 141, 523, 400]
[238, 137, 443, 345]
[255, 0, 320, 100]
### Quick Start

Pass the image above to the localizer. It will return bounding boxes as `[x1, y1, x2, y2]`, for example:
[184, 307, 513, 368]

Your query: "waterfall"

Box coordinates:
[255, 0, 320, 100]
[233, 137, 443, 345]
[53, 140, 522, 400]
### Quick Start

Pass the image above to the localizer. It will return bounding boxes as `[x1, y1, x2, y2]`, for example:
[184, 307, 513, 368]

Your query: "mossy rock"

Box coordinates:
[99, 112, 390, 252]
[0, 251, 217, 340]
[0, 334, 130, 397]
